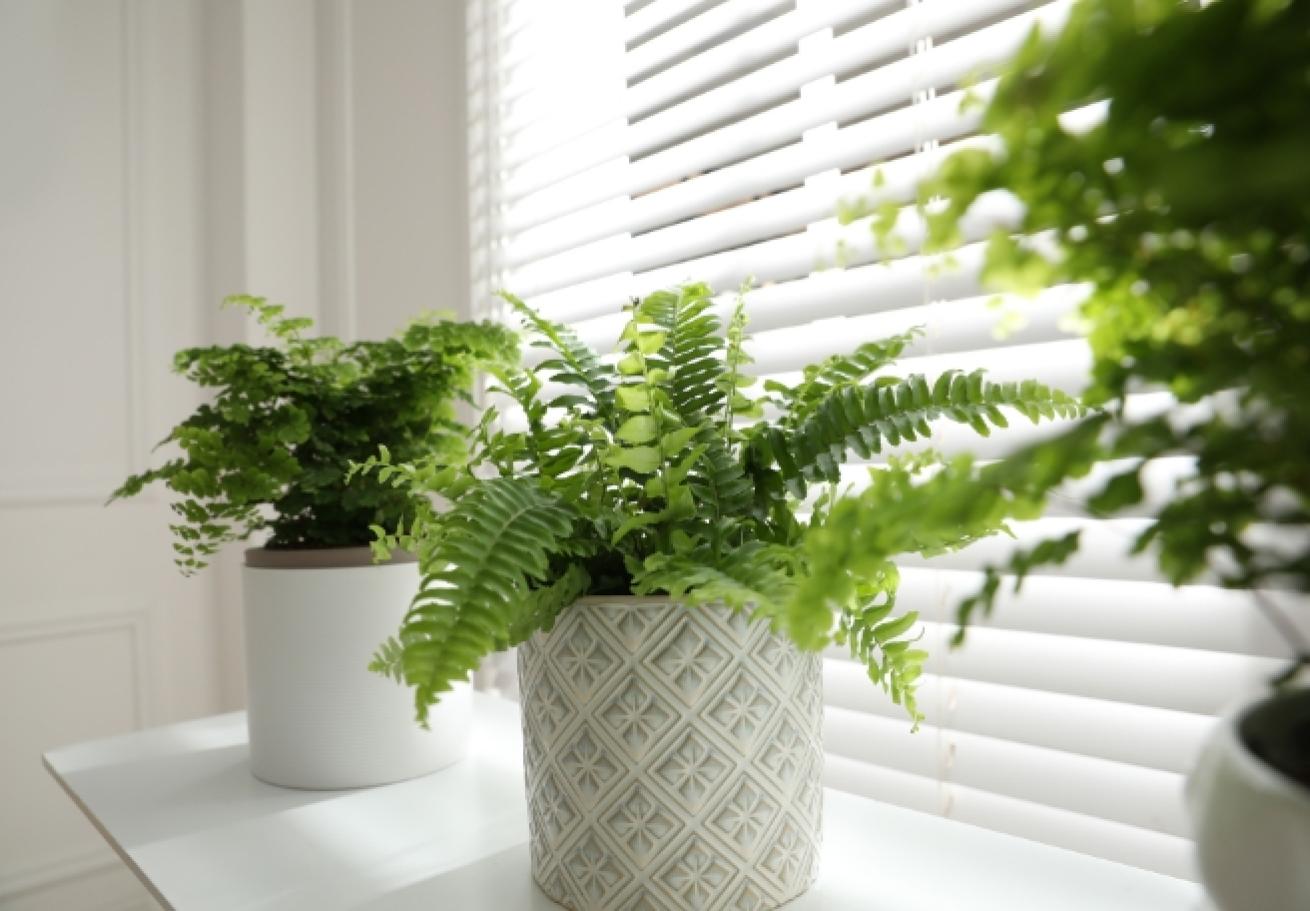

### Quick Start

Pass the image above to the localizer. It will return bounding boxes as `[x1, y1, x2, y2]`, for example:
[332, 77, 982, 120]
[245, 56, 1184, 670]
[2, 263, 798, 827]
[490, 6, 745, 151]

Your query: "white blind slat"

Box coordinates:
[506, 133, 996, 271]
[504, 0, 1069, 218]
[908, 621, 1276, 715]
[515, 184, 1021, 307]
[626, 0, 901, 118]
[626, 0, 718, 46]
[823, 706, 1190, 838]
[567, 281, 1084, 362]
[823, 755, 1197, 879]
[625, 0, 792, 83]
[824, 660, 1214, 774]
[621, 0, 1041, 158]
[503, 77, 991, 238]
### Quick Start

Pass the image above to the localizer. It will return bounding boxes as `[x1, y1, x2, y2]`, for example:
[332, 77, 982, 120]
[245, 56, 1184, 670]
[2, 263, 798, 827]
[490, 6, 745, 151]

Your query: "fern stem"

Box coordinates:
[639, 345, 673, 555]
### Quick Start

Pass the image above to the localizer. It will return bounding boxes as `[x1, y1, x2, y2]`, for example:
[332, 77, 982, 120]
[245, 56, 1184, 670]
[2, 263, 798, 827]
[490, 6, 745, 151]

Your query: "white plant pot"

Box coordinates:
[242, 547, 470, 789]
[519, 596, 823, 911]
[1187, 689, 1310, 911]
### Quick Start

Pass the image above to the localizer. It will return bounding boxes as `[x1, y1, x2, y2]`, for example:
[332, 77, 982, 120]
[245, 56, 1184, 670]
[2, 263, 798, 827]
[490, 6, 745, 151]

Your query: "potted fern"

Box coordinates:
[360, 284, 1078, 910]
[111, 295, 516, 789]
[877, 1, 1310, 908]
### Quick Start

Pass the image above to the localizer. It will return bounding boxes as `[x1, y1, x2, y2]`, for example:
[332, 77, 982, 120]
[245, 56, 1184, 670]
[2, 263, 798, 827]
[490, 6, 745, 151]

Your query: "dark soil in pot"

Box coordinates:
[1239, 688, 1310, 790]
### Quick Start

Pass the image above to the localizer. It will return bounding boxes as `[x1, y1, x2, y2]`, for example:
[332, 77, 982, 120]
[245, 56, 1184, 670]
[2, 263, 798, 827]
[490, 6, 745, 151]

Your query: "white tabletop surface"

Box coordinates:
[45, 693, 1206, 911]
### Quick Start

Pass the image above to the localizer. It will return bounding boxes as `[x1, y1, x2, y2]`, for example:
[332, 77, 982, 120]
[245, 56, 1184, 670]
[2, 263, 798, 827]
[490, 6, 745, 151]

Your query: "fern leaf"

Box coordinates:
[717, 290, 758, 438]
[507, 562, 591, 646]
[771, 330, 921, 428]
[394, 476, 578, 724]
[636, 284, 729, 424]
[368, 637, 406, 684]
[834, 576, 928, 728]
[633, 541, 793, 616]
[782, 450, 1086, 724]
[750, 369, 1083, 499]
[686, 431, 754, 522]
[500, 291, 616, 425]
[953, 530, 1082, 645]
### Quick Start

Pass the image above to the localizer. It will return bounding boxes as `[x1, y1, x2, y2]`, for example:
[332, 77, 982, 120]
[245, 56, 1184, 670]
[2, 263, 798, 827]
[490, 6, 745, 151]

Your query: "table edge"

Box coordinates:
[42, 753, 176, 911]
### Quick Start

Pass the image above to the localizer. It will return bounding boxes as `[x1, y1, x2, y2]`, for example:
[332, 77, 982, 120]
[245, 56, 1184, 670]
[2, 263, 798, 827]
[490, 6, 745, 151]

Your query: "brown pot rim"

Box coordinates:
[572, 594, 668, 604]
[244, 545, 416, 569]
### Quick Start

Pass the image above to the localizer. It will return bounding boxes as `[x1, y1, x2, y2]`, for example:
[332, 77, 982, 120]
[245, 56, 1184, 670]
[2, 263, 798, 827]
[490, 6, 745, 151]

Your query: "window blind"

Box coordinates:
[464, 0, 1300, 881]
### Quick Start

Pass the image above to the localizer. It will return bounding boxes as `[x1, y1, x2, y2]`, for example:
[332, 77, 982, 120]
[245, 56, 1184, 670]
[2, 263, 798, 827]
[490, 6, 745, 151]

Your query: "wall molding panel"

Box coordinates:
[0, 0, 159, 508]
[0, 606, 159, 908]
[0, 606, 158, 731]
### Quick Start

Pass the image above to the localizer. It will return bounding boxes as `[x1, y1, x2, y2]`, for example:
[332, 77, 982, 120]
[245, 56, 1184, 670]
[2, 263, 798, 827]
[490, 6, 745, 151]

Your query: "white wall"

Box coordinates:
[0, 1, 468, 907]
[0, 2, 217, 908]
[349, 0, 470, 339]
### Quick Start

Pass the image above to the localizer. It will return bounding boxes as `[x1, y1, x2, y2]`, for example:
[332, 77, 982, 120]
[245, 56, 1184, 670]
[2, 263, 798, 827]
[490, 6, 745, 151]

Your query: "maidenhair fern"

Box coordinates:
[359, 283, 1081, 725]
[111, 296, 517, 573]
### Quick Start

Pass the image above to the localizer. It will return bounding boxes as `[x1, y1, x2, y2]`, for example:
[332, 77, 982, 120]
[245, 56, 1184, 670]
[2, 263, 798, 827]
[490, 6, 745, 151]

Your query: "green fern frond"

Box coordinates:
[500, 291, 616, 426]
[484, 365, 595, 486]
[400, 317, 520, 369]
[717, 289, 758, 439]
[686, 431, 754, 524]
[393, 476, 578, 724]
[223, 294, 314, 342]
[508, 562, 591, 646]
[633, 541, 793, 616]
[751, 369, 1083, 498]
[780, 457, 1025, 728]
[368, 636, 406, 684]
[636, 284, 729, 424]
[953, 530, 1082, 646]
[769, 330, 921, 428]
[488, 362, 548, 433]
[833, 572, 928, 728]
[946, 416, 1110, 637]
[786, 452, 1054, 647]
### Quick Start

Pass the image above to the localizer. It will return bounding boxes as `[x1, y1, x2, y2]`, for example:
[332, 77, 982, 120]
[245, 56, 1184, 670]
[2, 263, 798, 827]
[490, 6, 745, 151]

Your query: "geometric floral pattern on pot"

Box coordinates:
[520, 597, 822, 911]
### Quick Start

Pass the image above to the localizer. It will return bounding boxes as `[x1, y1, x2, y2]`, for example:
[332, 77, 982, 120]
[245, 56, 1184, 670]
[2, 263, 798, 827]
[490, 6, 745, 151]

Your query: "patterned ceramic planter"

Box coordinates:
[518, 596, 823, 911]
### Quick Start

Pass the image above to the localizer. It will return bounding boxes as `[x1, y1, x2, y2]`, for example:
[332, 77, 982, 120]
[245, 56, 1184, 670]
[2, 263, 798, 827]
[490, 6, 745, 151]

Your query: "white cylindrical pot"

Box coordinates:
[1187, 689, 1310, 911]
[519, 597, 823, 911]
[242, 547, 470, 789]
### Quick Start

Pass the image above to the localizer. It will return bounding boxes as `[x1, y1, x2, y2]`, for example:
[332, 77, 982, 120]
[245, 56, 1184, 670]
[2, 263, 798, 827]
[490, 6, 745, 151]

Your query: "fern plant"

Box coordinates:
[110, 295, 517, 572]
[359, 284, 1081, 724]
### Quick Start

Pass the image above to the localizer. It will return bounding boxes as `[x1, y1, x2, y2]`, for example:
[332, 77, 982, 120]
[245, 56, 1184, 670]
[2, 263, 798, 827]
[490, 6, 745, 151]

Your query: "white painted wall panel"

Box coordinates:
[0, 0, 135, 500]
[351, 0, 471, 336]
[0, 3, 220, 908]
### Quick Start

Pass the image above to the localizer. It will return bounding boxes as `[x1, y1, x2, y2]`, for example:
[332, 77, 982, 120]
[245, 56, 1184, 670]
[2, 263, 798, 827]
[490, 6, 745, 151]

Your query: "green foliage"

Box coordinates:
[748, 370, 1080, 500]
[365, 282, 1078, 725]
[884, 0, 1310, 665]
[385, 477, 579, 723]
[110, 296, 517, 573]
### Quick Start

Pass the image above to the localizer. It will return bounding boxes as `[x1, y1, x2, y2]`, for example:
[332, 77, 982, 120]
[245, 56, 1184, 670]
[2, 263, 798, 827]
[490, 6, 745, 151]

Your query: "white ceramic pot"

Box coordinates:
[1187, 689, 1310, 911]
[519, 596, 823, 911]
[242, 547, 470, 789]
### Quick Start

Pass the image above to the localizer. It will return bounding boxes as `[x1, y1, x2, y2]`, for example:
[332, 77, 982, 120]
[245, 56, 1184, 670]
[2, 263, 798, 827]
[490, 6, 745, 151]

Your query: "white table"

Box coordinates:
[45, 694, 1205, 910]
